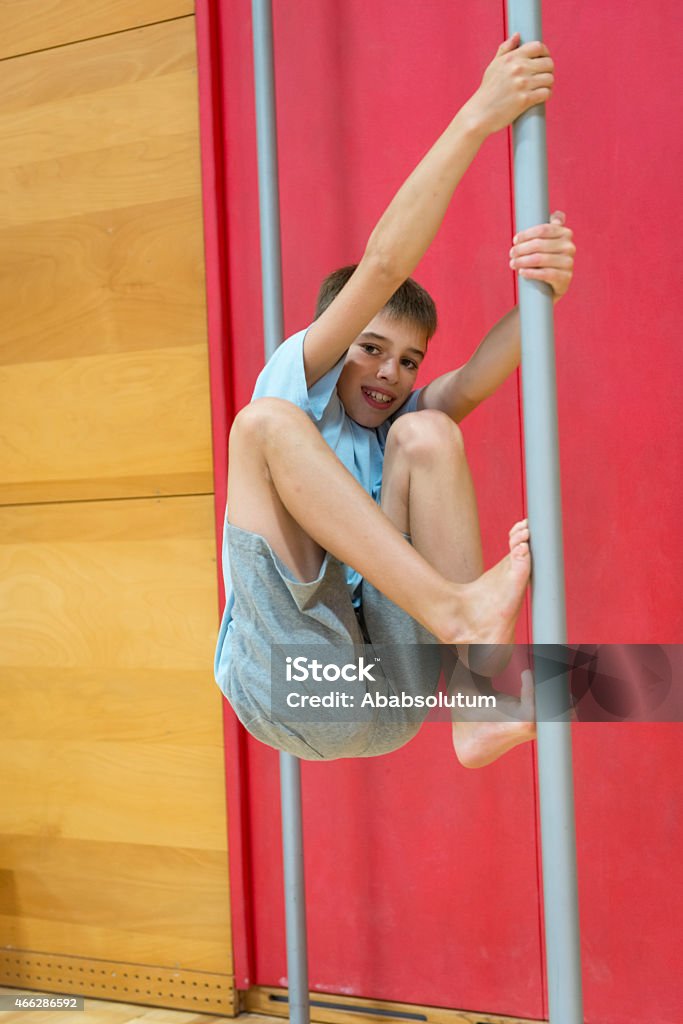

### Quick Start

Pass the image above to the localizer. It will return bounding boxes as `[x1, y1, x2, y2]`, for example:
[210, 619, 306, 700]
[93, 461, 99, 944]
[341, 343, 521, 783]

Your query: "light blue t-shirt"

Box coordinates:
[214, 326, 422, 682]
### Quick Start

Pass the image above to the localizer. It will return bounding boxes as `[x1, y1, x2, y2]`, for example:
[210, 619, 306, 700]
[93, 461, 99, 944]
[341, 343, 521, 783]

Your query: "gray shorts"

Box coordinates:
[224, 522, 442, 760]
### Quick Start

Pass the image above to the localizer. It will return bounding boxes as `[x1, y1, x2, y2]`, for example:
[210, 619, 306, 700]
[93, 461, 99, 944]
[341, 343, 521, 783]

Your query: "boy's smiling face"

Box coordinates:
[336, 313, 427, 427]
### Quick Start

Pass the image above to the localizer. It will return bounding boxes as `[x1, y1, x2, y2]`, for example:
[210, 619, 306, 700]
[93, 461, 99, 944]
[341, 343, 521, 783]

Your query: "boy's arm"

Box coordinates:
[302, 34, 555, 389]
[419, 307, 522, 422]
[419, 212, 575, 421]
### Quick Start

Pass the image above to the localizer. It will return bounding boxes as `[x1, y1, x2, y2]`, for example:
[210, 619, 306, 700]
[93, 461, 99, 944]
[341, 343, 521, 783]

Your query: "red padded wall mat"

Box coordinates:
[196, 3, 683, 1020]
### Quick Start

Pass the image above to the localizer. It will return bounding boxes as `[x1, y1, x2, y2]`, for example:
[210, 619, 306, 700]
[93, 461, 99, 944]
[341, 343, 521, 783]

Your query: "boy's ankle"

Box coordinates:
[428, 581, 469, 645]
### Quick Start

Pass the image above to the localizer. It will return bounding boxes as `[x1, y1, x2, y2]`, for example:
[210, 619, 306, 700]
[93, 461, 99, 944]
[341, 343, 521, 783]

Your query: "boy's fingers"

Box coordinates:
[511, 254, 574, 271]
[529, 87, 552, 107]
[521, 669, 534, 691]
[550, 210, 566, 224]
[518, 40, 550, 59]
[510, 237, 576, 258]
[497, 32, 520, 55]
[520, 670, 536, 719]
[517, 268, 573, 291]
[529, 57, 554, 75]
[529, 73, 555, 92]
[513, 222, 572, 244]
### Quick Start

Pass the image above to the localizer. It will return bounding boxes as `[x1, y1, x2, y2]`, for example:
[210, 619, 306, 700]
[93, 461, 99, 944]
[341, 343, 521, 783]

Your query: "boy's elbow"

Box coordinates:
[362, 236, 407, 287]
[423, 369, 483, 423]
[451, 369, 492, 419]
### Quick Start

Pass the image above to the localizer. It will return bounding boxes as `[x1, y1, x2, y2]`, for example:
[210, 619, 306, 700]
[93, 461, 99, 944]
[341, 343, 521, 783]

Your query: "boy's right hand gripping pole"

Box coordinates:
[506, 2, 584, 1023]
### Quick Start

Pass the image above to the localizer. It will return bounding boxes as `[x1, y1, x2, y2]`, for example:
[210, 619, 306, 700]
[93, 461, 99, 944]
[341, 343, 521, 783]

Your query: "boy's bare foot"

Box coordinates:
[435, 519, 531, 647]
[456, 640, 515, 678]
[451, 669, 537, 769]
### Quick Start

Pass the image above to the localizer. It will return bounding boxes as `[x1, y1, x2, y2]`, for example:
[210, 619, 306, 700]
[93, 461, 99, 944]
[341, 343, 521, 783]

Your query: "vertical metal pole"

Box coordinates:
[252, 2, 310, 1022]
[279, 750, 310, 1023]
[506, 3, 584, 1022]
[252, 0, 284, 359]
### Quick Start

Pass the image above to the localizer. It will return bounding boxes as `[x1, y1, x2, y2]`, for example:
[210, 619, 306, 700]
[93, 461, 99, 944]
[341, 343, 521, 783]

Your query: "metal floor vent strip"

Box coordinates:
[268, 992, 429, 1020]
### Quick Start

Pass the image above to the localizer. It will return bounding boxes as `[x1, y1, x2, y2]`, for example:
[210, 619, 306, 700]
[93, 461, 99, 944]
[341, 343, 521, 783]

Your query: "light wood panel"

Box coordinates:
[0, 1, 194, 60]
[0, 495, 229, 970]
[0, 17, 196, 112]
[0, 9, 233, 1012]
[0, 73, 201, 170]
[0, 343, 213, 504]
[0, 134, 201, 228]
[0, 16, 211, 505]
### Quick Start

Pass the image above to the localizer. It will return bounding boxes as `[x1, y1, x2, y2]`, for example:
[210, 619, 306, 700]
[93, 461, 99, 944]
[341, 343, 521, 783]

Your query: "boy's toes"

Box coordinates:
[511, 525, 530, 541]
[511, 540, 530, 562]
[508, 522, 530, 553]
[509, 518, 528, 535]
[509, 520, 529, 539]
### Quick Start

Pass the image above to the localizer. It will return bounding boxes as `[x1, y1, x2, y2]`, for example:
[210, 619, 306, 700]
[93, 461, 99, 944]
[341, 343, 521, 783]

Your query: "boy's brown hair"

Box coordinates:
[314, 264, 438, 340]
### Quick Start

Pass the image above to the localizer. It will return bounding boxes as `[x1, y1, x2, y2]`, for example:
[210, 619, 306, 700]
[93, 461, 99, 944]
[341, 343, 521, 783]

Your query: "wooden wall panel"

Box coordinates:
[0, 18, 211, 505]
[0, 135, 200, 226]
[1, 344, 213, 503]
[0, 838, 230, 968]
[0, 1, 194, 61]
[0, 9, 232, 1013]
[0, 196, 207, 363]
[0, 17, 196, 110]
[0, 74, 199, 170]
[0, 495, 230, 982]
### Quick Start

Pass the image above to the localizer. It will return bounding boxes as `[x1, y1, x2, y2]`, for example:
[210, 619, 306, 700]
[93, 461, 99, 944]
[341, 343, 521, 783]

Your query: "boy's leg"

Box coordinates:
[380, 409, 535, 766]
[227, 397, 530, 645]
[380, 409, 484, 583]
[381, 408, 512, 662]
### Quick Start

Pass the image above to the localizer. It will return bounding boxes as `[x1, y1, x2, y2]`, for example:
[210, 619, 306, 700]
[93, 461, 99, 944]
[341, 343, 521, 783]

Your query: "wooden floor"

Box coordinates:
[0, 987, 269, 1024]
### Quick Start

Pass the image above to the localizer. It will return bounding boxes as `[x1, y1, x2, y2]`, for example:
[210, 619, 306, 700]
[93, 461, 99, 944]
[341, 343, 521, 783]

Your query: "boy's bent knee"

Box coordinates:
[230, 397, 308, 448]
[386, 409, 465, 462]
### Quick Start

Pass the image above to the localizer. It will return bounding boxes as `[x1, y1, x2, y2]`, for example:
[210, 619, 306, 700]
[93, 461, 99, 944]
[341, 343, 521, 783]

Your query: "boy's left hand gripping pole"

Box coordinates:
[252, 1, 311, 1022]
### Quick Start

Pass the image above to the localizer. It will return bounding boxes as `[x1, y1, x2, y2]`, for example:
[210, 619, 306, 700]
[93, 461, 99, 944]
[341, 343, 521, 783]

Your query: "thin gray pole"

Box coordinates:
[506, 3, 584, 1022]
[279, 749, 310, 1023]
[252, 2, 310, 1022]
[253, 0, 284, 359]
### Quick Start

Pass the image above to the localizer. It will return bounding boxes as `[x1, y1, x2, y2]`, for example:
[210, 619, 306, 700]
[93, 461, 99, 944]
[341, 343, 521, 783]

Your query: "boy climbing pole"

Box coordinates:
[215, 33, 575, 765]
